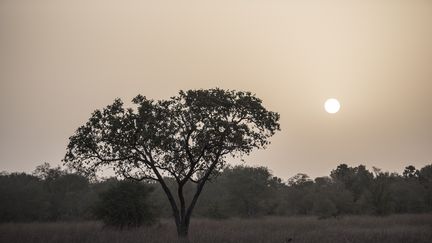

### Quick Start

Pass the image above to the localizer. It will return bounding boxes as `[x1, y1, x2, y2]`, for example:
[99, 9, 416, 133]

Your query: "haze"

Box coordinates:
[1, 0, 431, 179]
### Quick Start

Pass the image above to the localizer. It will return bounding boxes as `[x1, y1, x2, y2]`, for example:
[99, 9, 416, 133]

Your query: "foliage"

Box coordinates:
[93, 180, 157, 228]
[313, 198, 337, 219]
[0, 164, 91, 222]
[222, 166, 275, 217]
[0, 173, 48, 222]
[330, 164, 373, 201]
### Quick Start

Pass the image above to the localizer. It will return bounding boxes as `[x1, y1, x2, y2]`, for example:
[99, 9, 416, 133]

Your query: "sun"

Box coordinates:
[324, 98, 340, 114]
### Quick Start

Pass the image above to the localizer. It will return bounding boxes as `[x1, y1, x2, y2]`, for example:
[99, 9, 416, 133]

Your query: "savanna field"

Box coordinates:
[2, 1, 432, 243]
[1, 215, 432, 243]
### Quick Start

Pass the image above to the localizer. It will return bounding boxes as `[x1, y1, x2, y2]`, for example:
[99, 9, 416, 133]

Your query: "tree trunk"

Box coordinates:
[176, 218, 190, 243]
[154, 155, 221, 243]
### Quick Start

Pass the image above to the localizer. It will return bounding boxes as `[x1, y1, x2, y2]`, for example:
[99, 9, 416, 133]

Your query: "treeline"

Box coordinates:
[1, 163, 431, 222]
[190, 164, 432, 218]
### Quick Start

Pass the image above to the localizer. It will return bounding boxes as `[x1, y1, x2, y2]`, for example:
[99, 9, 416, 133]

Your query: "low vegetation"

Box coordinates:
[0, 214, 431, 243]
[92, 180, 156, 228]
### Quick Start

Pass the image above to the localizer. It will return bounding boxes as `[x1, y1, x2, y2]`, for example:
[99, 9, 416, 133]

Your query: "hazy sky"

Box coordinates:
[1, 0, 431, 179]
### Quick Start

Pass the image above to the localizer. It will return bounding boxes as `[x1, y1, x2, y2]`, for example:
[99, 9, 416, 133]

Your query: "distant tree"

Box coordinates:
[222, 166, 275, 217]
[331, 164, 356, 193]
[419, 164, 432, 210]
[93, 180, 156, 228]
[33, 162, 66, 182]
[390, 178, 426, 213]
[64, 88, 280, 240]
[370, 171, 395, 215]
[47, 173, 90, 220]
[403, 165, 419, 179]
[283, 174, 314, 215]
[194, 173, 230, 219]
[314, 176, 332, 187]
[352, 165, 374, 196]
[389, 165, 426, 213]
[33, 162, 57, 180]
[313, 198, 337, 219]
[288, 173, 313, 187]
[0, 173, 49, 222]
[32, 163, 89, 220]
[331, 164, 373, 201]
[262, 176, 288, 215]
[419, 164, 432, 183]
[315, 181, 354, 215]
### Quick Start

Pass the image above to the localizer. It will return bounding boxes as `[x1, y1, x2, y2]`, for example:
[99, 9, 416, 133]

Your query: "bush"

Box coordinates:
[313, 198, 337, 219]
[93, 180, 157, 229]
[0, 173, 49, 222]
[205, 202, 228, 219]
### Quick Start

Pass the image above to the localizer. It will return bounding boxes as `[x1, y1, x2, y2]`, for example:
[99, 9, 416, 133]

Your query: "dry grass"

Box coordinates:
[1, 214, 431, 243]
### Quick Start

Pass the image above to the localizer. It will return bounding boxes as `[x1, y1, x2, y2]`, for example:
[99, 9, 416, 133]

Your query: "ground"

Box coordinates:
[1, 214, 431, 243]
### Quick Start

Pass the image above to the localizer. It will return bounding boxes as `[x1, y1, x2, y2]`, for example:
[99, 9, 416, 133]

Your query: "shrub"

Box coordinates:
[93, 180, 157, 229]
[313, 198, 337, 219]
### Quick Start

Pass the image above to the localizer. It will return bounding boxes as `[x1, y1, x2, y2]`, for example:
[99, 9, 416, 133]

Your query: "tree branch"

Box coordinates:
[184, 149, 223, 222]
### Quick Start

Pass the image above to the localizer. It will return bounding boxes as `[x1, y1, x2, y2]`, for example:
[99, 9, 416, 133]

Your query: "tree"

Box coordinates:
[288, 173, 313, 187]
[196, 165, 286, 218]
[93, 180, 157, 228]
[0, 173, 49, 222]
[419, 164, 432, 210]
[223, 166, 275, 217]
[45, 173, 89, 220]
[32, 162, 59, 180]
[419, 164, 432, 183]
[64, 88, 280, 240]
[370, 171, 395, 215]
[33, 163, 90, 220]
[403, 165, 419, 179]
[330, 164, 373, 201]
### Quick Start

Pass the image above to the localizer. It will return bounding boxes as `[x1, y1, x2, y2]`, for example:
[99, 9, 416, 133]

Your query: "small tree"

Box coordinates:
[403, 165, 419, 179]
[64, 88, 280, 240]
[93, 180, 156, 228]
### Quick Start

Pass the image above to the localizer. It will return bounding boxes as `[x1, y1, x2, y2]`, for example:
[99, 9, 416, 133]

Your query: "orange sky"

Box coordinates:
[1, 0, 431, 179]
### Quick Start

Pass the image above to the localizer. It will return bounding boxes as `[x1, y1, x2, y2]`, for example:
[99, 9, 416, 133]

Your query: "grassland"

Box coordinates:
[1, 214, 431, 243]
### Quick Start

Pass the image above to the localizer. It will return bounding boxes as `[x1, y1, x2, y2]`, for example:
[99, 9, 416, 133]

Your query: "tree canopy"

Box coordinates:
[64, 89, 279, 182]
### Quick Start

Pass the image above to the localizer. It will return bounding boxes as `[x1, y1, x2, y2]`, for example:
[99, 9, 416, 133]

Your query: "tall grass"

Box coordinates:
[1, 214, 431, 243]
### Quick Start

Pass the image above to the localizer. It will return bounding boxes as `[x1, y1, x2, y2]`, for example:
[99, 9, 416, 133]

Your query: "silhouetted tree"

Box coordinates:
[288, 173, 313, 187]
[32, 163, 89, 220]
[196, 165, 286, 217]
[64, 88, 280, 240]
[331, 164, 373, 201]
[370, 171, 395, 215]
[419, 164, 432, 210]
[0, 173, 48, 222]
[403, 165, 419, 179]
[419, 165, 432, 183]
[223, 166, 274, 217]
[284, 174, 314, 215]
[390, 178, 426, 213]
[32, 162, 59, 180]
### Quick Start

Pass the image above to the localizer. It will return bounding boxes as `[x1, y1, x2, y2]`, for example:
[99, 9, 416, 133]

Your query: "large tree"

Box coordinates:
[64, 88, 280, 240]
